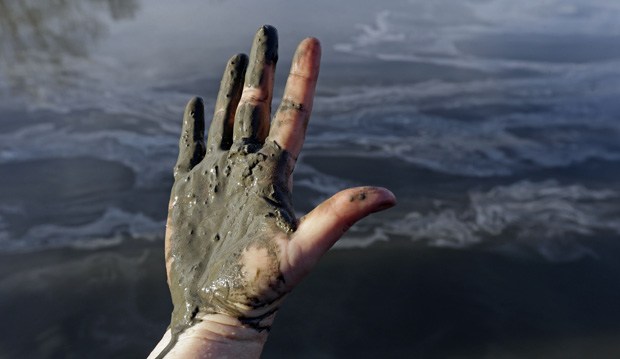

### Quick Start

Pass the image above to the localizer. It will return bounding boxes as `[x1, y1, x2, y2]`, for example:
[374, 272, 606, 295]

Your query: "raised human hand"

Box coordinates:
[151, 25, 396, 359]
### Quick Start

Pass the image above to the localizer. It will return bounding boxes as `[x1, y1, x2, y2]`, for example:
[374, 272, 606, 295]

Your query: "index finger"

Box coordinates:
[267, 37, 321, 159]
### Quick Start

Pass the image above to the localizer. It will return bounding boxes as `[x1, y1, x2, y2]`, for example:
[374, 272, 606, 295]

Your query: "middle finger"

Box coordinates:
[233, 25, 278, 145]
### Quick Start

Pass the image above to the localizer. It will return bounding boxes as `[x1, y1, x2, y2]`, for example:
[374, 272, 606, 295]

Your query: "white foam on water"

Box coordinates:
[379, 180, 620, 261]
[334, 0, 620, 70]
[305, 57, 620, 176]
[0, 121, 177, 187]
[0, 207, 165, 253]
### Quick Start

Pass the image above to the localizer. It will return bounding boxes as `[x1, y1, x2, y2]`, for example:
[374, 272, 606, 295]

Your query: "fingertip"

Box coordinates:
[253, 24, 279, 65]
[222, 54, 248, 87]
[175, 96, 206, 176]
[370, 187, 397, 213]
[219, 54, 247, 99]
[184, 97, 205, 138]
[259, 24, 278, 36]
[334, 186, 396, 215]
[300, 37, 321, 53]
[229, 53, 249, 68]
[186, 96, 204, 110]
[292, 37, 321, 76]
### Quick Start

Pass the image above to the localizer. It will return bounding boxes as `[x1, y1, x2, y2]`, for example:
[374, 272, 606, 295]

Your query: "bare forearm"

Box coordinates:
[148, 314, 269, 359]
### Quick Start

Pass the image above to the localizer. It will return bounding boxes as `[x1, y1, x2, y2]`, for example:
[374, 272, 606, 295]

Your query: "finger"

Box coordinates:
[233, 25, 278, 145]
[287, 187, 396, 281]
[207, 53, 248, 151]
[173, 97, 206, 177]
[267, 37, 321, 159]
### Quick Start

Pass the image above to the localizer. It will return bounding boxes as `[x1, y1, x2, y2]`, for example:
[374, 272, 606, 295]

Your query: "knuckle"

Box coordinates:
[278, 99, 308, 114]
[240, 87, 269, 105]
[289, 70, 317, 82]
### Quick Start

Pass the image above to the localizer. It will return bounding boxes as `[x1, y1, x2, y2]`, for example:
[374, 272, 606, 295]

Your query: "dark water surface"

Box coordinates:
[1, 0, 620, 357]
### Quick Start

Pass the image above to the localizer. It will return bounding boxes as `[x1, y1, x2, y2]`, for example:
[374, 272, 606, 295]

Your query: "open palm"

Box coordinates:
[162, 26, 396, 354]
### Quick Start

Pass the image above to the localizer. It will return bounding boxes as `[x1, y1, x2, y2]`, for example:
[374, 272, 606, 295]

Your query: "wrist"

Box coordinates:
[149, 313, 271, 359]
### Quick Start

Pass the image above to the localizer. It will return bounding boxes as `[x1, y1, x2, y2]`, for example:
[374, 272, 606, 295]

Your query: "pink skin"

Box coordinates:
[149, 29, 396, 359]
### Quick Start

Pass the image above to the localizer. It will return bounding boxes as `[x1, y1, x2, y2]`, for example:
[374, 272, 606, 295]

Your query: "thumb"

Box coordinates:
[287, 186, 396, 281]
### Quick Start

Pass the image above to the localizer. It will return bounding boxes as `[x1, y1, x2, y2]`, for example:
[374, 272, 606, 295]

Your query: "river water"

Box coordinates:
[1, 0, 620, 357]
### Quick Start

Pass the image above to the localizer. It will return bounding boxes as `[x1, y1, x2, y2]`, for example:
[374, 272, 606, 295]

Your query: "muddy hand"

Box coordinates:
[161, 25, 396, 355]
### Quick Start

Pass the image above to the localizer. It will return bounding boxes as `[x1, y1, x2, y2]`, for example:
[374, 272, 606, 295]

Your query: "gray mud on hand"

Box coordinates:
[154, 24, 290, 359]
[246, 25, 279, 87]
[233, 25, 279, 143]
[207, 53, 248, 152]
[160, 140, 297, 357]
